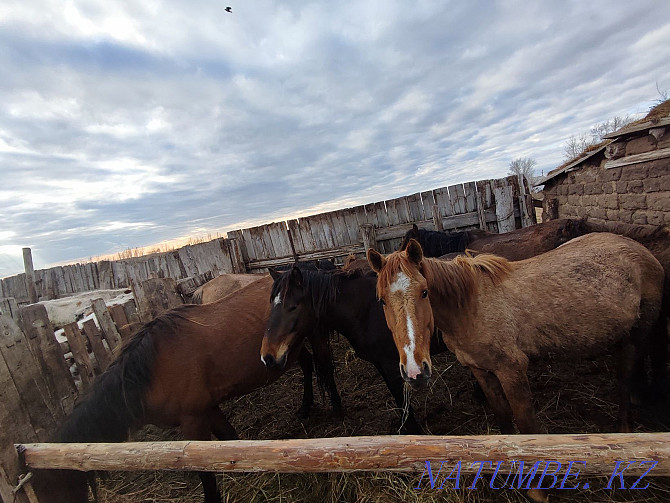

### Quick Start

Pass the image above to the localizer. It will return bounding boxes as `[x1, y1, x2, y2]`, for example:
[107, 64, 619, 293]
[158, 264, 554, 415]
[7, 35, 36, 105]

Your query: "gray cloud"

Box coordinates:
[1, 0, 670, 276]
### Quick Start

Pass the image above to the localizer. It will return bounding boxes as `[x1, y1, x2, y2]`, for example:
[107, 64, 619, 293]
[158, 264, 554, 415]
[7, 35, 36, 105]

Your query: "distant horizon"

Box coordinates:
[2, 1, 669, 277]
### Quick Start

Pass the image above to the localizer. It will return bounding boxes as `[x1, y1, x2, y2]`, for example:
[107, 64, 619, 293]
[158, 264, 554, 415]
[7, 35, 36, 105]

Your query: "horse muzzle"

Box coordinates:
[261, 352, 288, 370]
[400, 361, 432, 388]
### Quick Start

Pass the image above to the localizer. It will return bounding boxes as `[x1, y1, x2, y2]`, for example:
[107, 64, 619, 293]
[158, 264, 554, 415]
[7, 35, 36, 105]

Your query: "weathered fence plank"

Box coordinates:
[91, 299, 123, 351]
[18, 433, 670, 475]
[82, 319, 112, 373]
[63, 322, 94, 389]
[19, 304, 76, 419]
[0, 315, 57, 439]
[492, 179, 516, 233]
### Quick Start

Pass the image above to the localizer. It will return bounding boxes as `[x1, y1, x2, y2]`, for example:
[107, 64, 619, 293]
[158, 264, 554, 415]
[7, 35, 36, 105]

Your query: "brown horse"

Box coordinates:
[45, 276, 314, 503]
[368, 233, 665, 435]
[191, 273, 265, 304]
[399, 219, 586, 260]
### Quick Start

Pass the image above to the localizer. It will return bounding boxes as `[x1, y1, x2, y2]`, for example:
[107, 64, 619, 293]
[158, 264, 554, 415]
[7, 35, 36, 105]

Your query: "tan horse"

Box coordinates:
[191, 273, 265, 304]
[367, 232, 665, 435]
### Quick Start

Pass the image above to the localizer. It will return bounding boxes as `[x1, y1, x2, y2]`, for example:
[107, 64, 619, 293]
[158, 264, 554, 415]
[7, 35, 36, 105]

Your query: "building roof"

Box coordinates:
[536, 144, 607, 185]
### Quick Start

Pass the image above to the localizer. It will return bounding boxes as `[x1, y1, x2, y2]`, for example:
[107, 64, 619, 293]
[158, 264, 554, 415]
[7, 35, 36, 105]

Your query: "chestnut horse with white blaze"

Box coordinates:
[367, 232, 665, 435]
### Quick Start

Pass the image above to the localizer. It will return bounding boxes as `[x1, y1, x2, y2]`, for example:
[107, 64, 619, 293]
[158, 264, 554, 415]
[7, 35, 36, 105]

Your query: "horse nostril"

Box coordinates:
[263, 354, 276, 368]
[422, 361, 431, 378]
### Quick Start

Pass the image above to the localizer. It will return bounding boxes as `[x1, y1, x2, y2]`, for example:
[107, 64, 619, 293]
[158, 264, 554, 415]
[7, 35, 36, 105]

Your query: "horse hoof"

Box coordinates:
[297, 405, 311, 420]
[526, 487, 548, 502]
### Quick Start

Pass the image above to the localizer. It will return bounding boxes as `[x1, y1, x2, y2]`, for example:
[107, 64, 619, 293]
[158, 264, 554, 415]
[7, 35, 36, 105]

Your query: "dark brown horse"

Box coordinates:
[399, 219, 586, 260]
[44, 276, 315, 503]
[369, 233, 665, 435]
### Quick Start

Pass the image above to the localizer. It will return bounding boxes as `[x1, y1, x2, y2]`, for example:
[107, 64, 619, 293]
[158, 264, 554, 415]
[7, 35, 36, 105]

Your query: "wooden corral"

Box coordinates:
[539, 100, 670, 225]
[1, 176, 535, 304]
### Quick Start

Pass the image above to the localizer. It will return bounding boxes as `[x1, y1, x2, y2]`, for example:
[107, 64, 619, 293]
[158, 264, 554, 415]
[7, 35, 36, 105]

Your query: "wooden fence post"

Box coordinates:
[359, 224, 377, 252]
[82, 319, 112, 373]
[0, 297, 21, 322]
[19, 304, 77, 419]
[431, 204, 443, 231]
[91, 299, 123, 352]
[492, 180, 516, 233]
[226, 238, 247, 274]
[22, 248, 38, 304]
[0, 338, 37, 503]
[518, 175, 536, 227]
[63, 323, 94, 390]
[0, 314, 58, 440]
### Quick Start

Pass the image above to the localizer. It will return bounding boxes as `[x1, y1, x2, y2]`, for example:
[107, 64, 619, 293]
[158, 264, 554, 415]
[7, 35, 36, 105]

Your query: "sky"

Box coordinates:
[1, 1, 670, 278]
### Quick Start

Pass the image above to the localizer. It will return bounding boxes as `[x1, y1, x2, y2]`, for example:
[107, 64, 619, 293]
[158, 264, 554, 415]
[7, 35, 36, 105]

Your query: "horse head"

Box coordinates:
[398, 223, 421, 252]
[261, 266, 317, 369]
[367, 239, 434, 388]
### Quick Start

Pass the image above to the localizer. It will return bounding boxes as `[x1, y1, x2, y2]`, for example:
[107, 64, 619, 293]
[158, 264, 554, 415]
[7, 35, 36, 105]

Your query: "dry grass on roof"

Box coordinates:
[545, 139, 610, 178]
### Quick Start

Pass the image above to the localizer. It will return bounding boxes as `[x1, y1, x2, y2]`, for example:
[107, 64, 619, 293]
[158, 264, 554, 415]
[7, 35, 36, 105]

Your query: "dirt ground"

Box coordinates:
[98, 335, 670, 503]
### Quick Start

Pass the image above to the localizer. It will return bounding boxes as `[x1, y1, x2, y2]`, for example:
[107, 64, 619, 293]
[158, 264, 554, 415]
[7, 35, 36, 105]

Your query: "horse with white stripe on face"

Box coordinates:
[367, 234, 666, 436]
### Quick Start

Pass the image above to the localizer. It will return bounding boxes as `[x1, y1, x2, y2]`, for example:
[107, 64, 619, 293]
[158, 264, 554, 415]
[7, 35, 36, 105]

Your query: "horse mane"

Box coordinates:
[56, 310, 191, 443]
[270, 267, 373, 318]
[379, 252, 513, 308]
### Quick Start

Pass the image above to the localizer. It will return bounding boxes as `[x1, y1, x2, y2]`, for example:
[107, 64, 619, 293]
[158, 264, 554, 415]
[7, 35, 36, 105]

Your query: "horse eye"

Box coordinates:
[287, 305, 297, 312]
[421, 289, 428, 298]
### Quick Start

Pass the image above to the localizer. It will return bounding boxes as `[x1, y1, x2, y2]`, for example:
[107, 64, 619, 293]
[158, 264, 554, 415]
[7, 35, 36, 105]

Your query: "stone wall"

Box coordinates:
[542, 125, 670, 226]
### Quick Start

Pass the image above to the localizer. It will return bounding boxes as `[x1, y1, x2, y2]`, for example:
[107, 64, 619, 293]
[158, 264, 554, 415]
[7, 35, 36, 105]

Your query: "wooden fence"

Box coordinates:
[1, 176, 535, 304]
[0, 282, 175, 503]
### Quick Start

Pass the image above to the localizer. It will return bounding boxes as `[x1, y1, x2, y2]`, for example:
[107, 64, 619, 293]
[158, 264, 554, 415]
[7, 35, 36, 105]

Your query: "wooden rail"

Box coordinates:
[17, 433, 670, 475]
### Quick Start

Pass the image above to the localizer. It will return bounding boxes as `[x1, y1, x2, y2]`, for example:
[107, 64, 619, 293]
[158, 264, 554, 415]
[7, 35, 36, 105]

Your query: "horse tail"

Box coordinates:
[56, 320, 160, 443]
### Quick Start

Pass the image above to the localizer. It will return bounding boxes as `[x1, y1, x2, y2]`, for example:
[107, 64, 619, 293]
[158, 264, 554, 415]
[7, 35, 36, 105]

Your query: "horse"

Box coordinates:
[259, 263, 449, 434]
[368, 233, 666, 437]
[190, 273, 264, 304]
[399, 219, 586, 260]
[44, 276, 319, 503]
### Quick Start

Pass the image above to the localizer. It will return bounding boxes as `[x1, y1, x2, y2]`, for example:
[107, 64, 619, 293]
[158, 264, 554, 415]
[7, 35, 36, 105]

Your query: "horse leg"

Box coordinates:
[375, 360, 423, 434]
[309, 330, 343, 418]
[618, 341, 638, 433]
[297, 346, 314, 419]
[209, 406, 238, 440]
[181, 415, 221, 503]
[493, 365, 546, 503]
[649, 314, 669, 399]
[469, 367, 515, 434]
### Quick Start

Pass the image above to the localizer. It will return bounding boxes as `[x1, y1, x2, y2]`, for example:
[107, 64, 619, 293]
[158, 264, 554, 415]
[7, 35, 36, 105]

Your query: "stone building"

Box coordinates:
[539, 100, 670, 225]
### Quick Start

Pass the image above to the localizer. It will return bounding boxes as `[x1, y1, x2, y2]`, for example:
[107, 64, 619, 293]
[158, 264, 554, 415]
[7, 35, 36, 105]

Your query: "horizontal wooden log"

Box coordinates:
[17, 433, 670, 475]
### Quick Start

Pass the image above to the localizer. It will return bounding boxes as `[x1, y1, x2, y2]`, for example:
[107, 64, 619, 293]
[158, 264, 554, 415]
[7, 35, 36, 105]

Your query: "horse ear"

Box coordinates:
[367, 248, 386, 273]
[406, 238, 424, 265]
[412, 223, 419, 232]
[268, 267, 281, 280]
[290, 265, 303, 286]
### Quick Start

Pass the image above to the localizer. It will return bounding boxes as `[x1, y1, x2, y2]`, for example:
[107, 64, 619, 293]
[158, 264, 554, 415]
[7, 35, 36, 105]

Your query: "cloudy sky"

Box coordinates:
[1, 1, 669, 278]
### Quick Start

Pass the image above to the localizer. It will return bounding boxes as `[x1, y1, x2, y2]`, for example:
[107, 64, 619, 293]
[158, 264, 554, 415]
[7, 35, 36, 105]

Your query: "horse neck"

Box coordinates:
[314, 274, 373, 336]
[422, 257, 479, 328]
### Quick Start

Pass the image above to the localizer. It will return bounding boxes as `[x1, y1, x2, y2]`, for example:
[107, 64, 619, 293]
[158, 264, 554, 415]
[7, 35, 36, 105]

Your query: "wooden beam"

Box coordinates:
[81, 319, 112, 373]
[90, 299, 123, 351]
[22, 248, 38, 304]
[17, 433, 670, 475]
[604, 147, 670, 169]
[62, 323, 94, 390]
